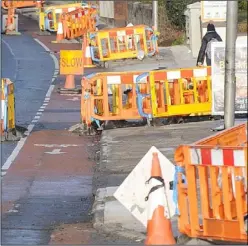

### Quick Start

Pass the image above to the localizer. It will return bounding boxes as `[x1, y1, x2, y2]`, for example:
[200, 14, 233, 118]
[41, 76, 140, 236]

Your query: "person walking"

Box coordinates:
[197, 23, 222, 66]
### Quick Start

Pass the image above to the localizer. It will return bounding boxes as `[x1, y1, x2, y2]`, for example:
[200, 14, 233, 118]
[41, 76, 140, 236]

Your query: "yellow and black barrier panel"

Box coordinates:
[1, 78, 23, 141]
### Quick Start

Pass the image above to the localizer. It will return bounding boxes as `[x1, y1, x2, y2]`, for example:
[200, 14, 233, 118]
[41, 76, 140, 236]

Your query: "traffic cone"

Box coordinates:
[58, 75, 81, 94]
[145, 152, 176, 245]
[52, 16, 64, 43]
[83, 34, 96, 68]
[64, 75, 75, 89]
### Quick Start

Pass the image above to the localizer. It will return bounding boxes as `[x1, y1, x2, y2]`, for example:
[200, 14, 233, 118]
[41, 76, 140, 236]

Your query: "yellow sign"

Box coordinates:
[60, 50, 84, 75]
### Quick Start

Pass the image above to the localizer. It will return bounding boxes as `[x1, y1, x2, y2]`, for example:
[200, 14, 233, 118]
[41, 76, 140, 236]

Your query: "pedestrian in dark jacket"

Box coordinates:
[197, 23, 222, 66]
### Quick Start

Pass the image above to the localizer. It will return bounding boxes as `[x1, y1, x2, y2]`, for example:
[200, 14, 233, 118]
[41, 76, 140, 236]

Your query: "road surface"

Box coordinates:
[1, 34, 54, 165]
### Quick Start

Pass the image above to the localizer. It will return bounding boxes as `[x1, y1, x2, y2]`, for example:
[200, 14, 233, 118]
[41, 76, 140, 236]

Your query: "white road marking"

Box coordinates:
[2, 138, 26, 171]
[45, 149, 66, 155]
[34, 144, 82, 148]
[40, 106, 46, 109]
[2, 39, 15, 56]
[7, 209, 19, 213]
[2, 38, 18, 83]
[24, 124, 35, 136]
[45, 85, 55, 98]
[32, 119, 39, 123]
[36, 112, 43, 115]
[1, 39, 59, 172]
[34, 115, 40, 119]
[1, 171, 7, 176]
[66, 97, 80, 101]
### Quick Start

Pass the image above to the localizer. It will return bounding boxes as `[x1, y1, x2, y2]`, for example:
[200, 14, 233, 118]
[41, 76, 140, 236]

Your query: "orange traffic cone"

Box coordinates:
[64, 75, 75, 89]
[83, 34, 96, 68]
[145, 152, 176, 245]
[54, 16, 64, 43]
[58, 75, 81, 94]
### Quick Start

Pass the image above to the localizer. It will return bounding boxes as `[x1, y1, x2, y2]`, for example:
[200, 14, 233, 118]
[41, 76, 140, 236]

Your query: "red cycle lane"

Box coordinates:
[1, 80, 100, 244]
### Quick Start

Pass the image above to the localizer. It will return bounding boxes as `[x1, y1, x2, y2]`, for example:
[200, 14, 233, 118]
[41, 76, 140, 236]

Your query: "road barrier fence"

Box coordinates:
[80, 66, 212, 130]
[174, 123, 247, 243]
[1, 79, 16, 138]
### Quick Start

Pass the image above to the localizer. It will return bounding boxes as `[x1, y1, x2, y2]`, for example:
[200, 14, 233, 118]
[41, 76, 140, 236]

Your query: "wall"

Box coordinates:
[99, 1, 114, 19]
[127, 2, 152, 26]
[98, 1, 153, 27]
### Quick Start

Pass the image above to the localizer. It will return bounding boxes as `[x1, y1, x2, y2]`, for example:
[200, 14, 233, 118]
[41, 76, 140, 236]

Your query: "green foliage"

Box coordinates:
[172, 34, 185, 46]
[166, 0, 198, 30]
[238, 0, 248, 12]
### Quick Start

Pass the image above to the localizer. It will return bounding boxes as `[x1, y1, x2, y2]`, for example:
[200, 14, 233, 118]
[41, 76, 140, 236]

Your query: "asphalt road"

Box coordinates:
[1, 34, 54, 166]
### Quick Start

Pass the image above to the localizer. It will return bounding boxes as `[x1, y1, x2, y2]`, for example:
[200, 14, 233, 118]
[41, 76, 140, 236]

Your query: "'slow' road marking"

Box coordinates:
[1, 39, 59, 172]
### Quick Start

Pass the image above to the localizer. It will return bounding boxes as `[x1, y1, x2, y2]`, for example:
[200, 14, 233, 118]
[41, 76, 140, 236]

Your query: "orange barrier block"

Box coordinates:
[2, 0, 44, 9]
[81, 71, 151, 129]
[174, 123, 247, 243]
[54, 6, 97, 43]
[89, 25, 159, 65]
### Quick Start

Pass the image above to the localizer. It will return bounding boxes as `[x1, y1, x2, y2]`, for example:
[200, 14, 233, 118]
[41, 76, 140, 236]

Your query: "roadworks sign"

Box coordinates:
[60, 50, 84, 75]
[114, 146, 176, 227]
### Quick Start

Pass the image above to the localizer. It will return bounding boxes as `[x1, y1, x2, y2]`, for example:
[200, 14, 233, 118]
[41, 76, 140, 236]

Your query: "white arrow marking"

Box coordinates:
[66, 97, 80, 101]
[44, 149, 66, 155]
[34, 144, 81, 148]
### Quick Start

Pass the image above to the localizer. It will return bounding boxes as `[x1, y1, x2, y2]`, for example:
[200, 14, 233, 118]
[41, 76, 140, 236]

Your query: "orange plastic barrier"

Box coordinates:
[3, 0, 44, 34]
[89, 25, 159, 65]
[174, 123, 247, 243]
[81, 71, 151, 129]
[80, 66, 214, 130]
[2, 0, 44, 9]
[148, 67, 212, 118]
[55, 6, 97, 42]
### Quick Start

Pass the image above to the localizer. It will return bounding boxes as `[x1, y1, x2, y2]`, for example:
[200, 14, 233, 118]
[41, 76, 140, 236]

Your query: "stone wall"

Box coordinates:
[99, 1, 153, 28]
[127, 2, 153, 26]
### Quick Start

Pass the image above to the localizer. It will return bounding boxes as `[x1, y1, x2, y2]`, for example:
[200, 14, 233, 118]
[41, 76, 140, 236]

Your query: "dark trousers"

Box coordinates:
[206, 56, 211, 66]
